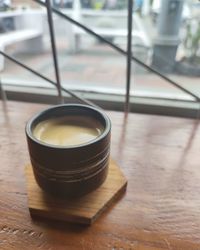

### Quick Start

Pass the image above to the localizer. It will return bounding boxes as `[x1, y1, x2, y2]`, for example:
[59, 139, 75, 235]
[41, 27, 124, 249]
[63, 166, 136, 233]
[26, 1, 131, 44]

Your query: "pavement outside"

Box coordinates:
[1, 37, 200, 102]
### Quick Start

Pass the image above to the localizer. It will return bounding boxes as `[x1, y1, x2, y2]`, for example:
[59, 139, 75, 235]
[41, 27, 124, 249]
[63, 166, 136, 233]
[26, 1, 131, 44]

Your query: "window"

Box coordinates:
[1, 0, 200, 117]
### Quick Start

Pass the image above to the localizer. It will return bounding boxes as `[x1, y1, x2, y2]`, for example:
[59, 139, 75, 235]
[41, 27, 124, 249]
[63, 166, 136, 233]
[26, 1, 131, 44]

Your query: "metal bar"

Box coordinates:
[0, 50, 99, 107]
[45, 0, 63, 103]
[125, 0, 133, 113]
[0, 78, 7, 102]
[33, 0, 200, 102]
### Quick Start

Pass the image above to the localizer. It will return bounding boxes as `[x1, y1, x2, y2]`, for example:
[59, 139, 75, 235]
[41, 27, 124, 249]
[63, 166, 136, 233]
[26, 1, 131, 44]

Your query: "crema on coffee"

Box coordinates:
[33, 116, 103, 146]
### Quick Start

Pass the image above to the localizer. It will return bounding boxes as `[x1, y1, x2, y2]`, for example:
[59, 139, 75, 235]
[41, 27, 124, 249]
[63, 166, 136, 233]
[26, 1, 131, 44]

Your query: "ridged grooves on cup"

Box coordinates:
[33, 163, 109, 198]
[26, 104, 111, 198]
[33, 156, 109, 183]
[31, 150, 110, 181]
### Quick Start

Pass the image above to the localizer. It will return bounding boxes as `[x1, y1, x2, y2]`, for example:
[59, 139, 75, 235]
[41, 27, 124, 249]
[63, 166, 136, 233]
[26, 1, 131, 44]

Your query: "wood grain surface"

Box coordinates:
[1, 101, 200, 249]
[26, 159, 127, 225]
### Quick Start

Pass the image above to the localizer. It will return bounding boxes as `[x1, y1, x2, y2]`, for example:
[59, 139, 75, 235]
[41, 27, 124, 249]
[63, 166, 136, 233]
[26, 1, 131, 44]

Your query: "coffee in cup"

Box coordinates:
[33, 116, 103, 147]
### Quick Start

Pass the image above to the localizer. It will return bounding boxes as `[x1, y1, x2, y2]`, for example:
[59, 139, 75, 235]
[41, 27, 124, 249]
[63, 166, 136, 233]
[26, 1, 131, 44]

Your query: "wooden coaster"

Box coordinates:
[25, 159, 127, 225]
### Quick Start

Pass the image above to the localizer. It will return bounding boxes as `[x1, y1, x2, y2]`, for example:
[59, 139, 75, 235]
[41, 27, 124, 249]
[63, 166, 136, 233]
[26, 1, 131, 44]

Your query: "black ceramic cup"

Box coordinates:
[25, 104, 111, 198]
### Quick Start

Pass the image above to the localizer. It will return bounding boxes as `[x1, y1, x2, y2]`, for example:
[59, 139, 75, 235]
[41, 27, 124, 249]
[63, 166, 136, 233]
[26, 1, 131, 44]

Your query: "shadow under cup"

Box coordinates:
[25, 104, 111, 198]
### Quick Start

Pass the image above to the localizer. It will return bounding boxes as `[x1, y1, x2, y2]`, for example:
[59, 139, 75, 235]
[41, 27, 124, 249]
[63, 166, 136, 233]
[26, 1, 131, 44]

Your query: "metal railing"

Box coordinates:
[0, 0, 200, 113]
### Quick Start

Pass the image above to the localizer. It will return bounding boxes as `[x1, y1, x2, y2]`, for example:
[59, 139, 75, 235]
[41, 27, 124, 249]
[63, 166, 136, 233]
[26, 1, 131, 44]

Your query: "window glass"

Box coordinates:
[1, 0, 200, 106]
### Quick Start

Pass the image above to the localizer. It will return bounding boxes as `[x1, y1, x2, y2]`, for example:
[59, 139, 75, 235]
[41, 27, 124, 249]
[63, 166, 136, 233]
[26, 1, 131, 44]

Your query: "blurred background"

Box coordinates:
[0, 0, 200, 112]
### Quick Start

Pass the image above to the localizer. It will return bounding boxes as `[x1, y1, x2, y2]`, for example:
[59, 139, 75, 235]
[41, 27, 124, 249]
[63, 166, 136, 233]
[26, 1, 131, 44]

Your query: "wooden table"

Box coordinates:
[1, 101, 200, 249]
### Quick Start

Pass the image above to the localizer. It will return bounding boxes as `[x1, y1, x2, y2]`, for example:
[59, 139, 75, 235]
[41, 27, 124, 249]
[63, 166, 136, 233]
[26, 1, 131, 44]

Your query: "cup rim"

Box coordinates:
[25, 104, 111, 149]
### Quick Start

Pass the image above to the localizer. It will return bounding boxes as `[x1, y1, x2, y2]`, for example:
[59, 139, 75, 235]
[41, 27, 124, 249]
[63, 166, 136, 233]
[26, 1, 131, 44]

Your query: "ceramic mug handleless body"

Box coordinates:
[26, 104, 111, 198]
